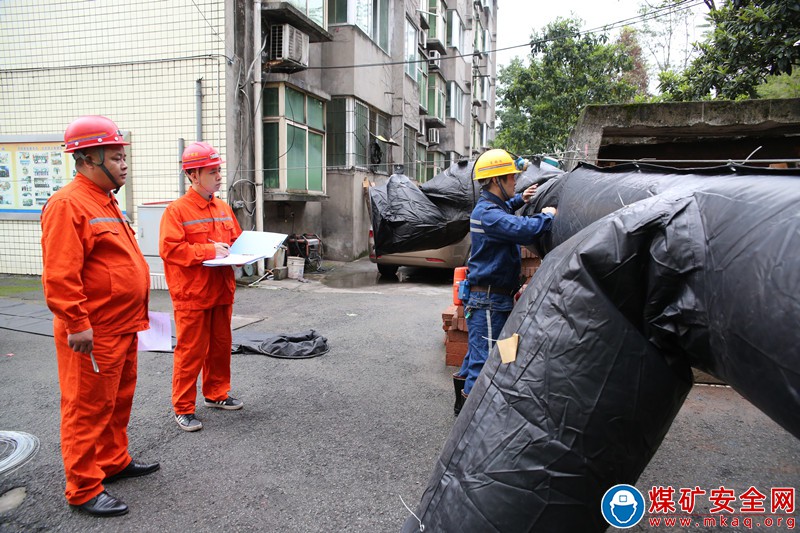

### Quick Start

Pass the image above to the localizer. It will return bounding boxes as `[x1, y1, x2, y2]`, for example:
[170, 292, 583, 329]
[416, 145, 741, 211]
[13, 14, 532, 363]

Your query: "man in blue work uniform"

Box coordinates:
[454, 149, 557, 415]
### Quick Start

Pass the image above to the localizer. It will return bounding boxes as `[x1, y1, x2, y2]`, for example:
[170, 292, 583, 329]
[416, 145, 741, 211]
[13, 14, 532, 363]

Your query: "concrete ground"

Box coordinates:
[0, 259, 797, 532]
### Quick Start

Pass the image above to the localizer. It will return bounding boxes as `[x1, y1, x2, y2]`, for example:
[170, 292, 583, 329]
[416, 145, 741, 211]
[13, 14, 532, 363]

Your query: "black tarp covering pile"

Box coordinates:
[370, 159, 564, 256]
[514, 158, 564, 194]
[369, 173, 457, 256]
[403, 164, 800, 532]
[370, 162, 479, 255]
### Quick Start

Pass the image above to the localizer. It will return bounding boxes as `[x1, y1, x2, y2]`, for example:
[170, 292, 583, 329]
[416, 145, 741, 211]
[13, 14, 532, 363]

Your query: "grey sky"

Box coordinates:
[495, 0, 708, 70]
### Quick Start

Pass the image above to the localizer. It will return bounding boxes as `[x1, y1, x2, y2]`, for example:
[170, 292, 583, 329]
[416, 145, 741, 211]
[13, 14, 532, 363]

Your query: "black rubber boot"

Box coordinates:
[453, 374, 466, 416]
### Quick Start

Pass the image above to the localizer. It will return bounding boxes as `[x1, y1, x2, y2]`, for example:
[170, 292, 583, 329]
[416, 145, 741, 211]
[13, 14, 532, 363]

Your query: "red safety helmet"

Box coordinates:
[181, 142, 224, 171]
[64, 115, 129, 153]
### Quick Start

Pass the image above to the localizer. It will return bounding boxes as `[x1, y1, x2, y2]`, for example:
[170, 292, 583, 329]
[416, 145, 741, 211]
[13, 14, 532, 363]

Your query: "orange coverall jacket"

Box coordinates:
[41, 173, 150, 334]
[159, 189, 242, 310]
[41, 173, 150, 505]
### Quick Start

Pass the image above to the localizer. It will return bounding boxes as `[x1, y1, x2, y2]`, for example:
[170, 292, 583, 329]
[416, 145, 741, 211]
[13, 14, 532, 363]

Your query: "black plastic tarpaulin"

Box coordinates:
[231, 330, 329, 359]
[403, 164, 800, 532]
[514, 158, 564, 194]
[369, 159, 564, 256]
[370, 162, 479, 256]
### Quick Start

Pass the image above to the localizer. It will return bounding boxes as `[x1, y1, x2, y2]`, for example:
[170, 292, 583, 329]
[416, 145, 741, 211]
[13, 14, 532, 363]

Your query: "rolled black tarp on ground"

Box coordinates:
[403, 165, 800, 532]
[231, 330, 329, 359]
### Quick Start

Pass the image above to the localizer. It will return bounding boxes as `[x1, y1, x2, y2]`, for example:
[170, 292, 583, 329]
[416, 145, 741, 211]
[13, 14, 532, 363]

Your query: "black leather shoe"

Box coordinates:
[103, 460, 160, 483]
[71, 491, 128, 517]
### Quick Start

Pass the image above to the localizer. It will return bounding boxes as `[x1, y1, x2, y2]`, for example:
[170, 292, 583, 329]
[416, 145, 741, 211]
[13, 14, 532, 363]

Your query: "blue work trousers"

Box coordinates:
[458, 293, 514, 395]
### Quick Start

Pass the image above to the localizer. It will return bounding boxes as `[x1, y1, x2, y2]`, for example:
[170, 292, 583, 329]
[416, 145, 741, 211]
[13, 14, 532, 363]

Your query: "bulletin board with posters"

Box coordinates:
[0, 134, 130, 220]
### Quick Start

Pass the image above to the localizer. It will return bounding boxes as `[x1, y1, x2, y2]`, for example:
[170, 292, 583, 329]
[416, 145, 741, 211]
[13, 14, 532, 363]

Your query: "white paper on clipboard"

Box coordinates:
[203, 231, 287, 267]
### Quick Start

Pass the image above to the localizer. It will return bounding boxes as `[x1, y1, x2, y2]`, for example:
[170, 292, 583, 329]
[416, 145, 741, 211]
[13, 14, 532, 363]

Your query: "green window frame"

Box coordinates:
[446, 9, 463, 52]
[328, 0, 347, 24]
[326, 96, 391, 173]
[405, 19, 418, 79]
[262, 84, 326, 193]
[446, 81, 464, 123]
[416, 143, 426, 182]
[426, 151, 444, 182]
[427, 0, 446, 42]
[326, 97, 347, 167]
[403, 126, 416, 179]
[428, 74, 446, 122]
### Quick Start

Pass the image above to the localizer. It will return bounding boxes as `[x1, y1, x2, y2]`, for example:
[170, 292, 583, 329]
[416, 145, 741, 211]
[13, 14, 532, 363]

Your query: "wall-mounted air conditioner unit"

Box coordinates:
[427, 128, 440, 145]
[270, 24, 309, 67]
[428, 50, 441, 70]
[418, 119, 427, 138]
[418, 28, 428, 49]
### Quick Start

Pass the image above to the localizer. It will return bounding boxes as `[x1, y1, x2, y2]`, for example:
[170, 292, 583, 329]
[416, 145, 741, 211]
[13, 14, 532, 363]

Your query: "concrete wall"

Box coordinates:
[322, 170, 371, 260]
[565, 99, 800, 171]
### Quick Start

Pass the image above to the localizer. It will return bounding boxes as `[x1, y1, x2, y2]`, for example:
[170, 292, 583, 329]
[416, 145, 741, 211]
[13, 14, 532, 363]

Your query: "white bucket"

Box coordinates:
[287, 256, 304, 280]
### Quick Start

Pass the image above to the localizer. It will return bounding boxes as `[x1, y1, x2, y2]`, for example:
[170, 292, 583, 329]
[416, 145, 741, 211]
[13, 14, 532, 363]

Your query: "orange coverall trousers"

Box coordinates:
[55, 319, 137, 505]
[172, 304, 233, 415]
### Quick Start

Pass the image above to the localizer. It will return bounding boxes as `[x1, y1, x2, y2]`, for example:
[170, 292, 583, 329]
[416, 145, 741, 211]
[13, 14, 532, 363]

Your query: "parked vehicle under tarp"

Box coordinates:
[403, 163, 800, 532]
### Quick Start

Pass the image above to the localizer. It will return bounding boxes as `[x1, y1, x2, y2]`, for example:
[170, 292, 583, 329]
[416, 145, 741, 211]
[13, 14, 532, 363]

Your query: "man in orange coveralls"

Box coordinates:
[41, 115, 160, 517]
[160, 141, 243, 432]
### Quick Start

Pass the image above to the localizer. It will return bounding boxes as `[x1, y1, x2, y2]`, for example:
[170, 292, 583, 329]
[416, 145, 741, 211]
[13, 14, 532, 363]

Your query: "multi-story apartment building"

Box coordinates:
[0, 0, 496, 275]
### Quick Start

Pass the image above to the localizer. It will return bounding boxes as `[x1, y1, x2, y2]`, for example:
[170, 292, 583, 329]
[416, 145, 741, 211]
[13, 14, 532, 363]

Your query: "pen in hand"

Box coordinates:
[209, 239, 230, 258]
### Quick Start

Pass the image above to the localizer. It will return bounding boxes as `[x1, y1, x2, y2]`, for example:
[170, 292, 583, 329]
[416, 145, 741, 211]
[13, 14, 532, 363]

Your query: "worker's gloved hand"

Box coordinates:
[542, 206, 557, 217]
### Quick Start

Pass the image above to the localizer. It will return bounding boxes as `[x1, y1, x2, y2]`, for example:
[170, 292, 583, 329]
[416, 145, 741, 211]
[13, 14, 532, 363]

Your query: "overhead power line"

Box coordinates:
[303, 0, 707, 71]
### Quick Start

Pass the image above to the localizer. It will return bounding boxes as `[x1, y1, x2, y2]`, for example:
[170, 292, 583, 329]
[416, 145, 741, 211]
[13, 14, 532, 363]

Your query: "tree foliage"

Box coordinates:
[638, 0, 706, 75]
[660, 0, 800, 100]
[618, 27, 651, 96]
[495, 19, 639, 156]
[757, 68, 800, 98]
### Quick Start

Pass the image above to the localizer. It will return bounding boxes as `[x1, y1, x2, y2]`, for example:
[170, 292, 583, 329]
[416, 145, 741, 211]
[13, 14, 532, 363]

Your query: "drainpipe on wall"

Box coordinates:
[178, 138, 185, 197]
[195, 78, 203, 142]
[253, 0, 265, 275]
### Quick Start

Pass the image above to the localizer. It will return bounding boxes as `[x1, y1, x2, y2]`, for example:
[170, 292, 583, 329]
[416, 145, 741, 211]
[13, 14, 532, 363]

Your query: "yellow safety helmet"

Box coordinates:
[473, 149, 520, 181]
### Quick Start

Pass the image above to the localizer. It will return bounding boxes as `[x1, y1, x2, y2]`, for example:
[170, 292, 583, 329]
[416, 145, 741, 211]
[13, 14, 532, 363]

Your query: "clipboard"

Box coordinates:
[203, 231, 287, 267]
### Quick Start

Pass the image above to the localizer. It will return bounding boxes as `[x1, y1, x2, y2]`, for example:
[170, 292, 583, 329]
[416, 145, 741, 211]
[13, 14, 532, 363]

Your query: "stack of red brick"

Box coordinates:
[442, 247, 542, 367]
[442, 304, 468, 366]
[520, 246, 542, 279]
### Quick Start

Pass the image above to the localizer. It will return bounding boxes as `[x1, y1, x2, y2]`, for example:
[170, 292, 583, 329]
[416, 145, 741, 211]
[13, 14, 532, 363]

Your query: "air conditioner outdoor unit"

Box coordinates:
[427, 128, 440, 145]
[418, 28, 428, 49]
[270, 24, 309, 67]
[428, 50, 441, 70]
[418, 119, 427, 138]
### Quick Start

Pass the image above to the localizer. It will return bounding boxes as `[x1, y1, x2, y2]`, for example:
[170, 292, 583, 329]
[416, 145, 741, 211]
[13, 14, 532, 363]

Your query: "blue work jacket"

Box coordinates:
[466, 190, 553, 292]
